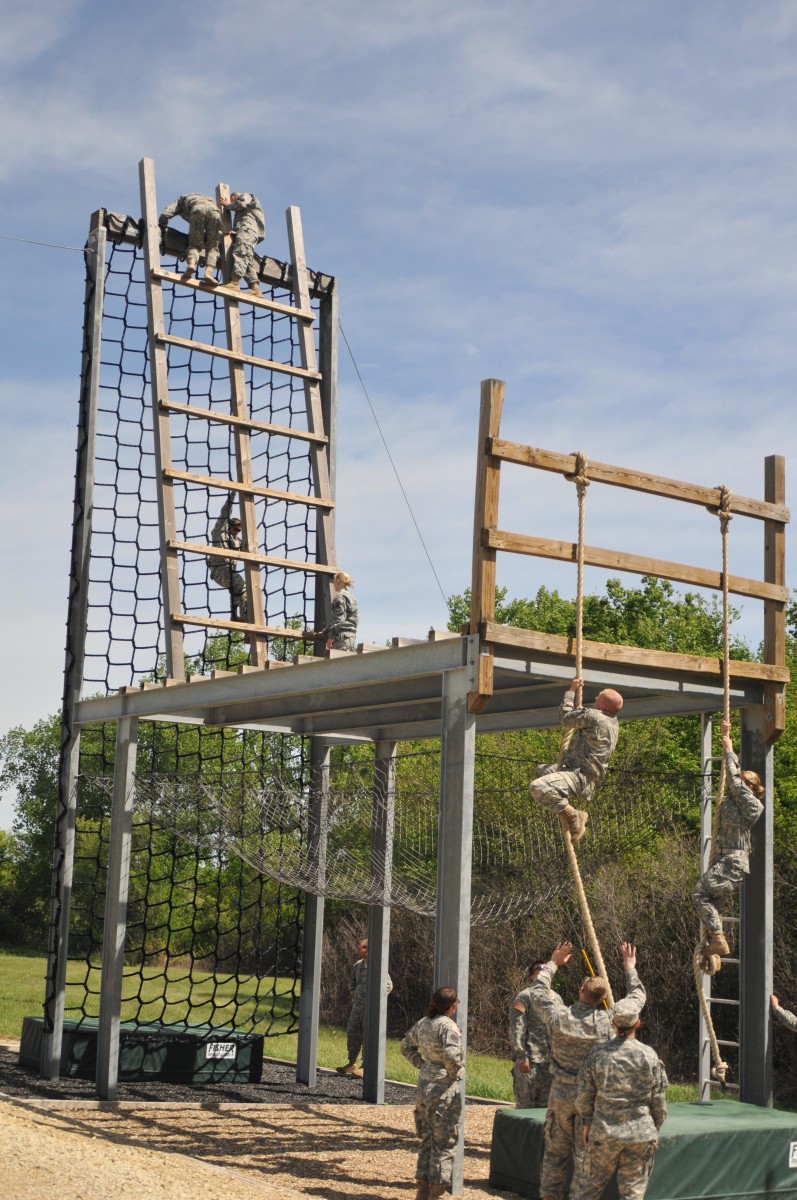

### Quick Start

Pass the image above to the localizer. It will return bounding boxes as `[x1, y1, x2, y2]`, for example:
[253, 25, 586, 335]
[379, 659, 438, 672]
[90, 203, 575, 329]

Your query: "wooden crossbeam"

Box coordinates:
[156, 331, 321, 383]
[488, 438, 790, 524]
[169, 539, 338, 575]
[484, 529, 789, 604]
[171, 612, 307, 639]
[160, 400, 327, 446]
[163, 468, 335, 510]
[482, 621, 791, 683]
[151, 268, 315, 321]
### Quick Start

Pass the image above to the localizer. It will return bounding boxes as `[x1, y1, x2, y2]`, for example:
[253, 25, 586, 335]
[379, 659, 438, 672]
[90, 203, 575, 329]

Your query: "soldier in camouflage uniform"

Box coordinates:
[158, 193, 222, 285]
[336, 938, 393, 1077]
[531, 940, 646, 1200]
[208, 496, 247, 621]
[529, 678, 623, 844]
[771, 995, 797, 1033]
[401, 986, 464, 1200]
[574, 996, 668, 1200]
[692, 722, 764, 958]
[510, 960, 552, 1108]
[223, 192, 265, 297]
[321, 572, 359, 651]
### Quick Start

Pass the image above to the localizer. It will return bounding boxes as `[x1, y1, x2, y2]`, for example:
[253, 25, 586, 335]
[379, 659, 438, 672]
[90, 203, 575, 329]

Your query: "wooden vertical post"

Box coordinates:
[296, 740, 330, 1086]
[763, 456, 786, 743]
[697, 714, 714, 1103]
[468, 379, 504, 712]
[96, 717, 139, 1100]
[363, 740, 396, 1104]
[216, 182, 268, 667]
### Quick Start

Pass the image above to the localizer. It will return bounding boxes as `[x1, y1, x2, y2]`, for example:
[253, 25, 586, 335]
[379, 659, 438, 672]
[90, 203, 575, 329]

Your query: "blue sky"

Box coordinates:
[1, 1, 795, 825]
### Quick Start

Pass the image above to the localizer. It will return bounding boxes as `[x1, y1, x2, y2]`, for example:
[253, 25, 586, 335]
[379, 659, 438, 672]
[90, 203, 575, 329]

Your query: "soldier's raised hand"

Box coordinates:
[551, 941, 573, 967]
[620, 942, 637, 970]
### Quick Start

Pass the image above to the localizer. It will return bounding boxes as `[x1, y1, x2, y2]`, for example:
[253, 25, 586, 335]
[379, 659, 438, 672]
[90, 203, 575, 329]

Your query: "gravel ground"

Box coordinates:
[0, 1041, 515, 1200]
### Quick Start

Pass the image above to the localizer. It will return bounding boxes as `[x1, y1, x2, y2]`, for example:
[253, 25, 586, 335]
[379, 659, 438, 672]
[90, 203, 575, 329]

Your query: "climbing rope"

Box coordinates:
[693, 483, 734, 1085]
[557, 452, 615, 1008]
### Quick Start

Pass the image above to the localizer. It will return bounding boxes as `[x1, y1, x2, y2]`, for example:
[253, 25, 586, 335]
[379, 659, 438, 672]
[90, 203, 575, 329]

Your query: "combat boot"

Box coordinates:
[203, 270, 218, 287]
[427, 1187, 449, 1198]
[227, 276, 242, 290]
[414, 1182, 430, 1200]
[249, 280, 263, 297]
[181, 264, 195, 281]
[559, 807, 589, 844]
[335, 1062, 360, 1076]
[704, 929, 729, 956]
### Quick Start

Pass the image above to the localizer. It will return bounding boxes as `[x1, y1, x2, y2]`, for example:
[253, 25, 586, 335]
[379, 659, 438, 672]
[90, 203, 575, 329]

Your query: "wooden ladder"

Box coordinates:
[139, 158, 337, 676]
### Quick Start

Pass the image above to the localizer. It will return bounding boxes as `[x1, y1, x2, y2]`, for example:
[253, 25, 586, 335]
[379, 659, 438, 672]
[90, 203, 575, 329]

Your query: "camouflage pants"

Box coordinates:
[575, 1138, 657, 1200]
[346, 1000, 365, 1064]
[512, 1060, 552, 1109]
[692, 853, 747, 932]
[330, 633, 356, 651]
[231, 234, 261, 286]
[529, 764, 594, 814]
[186, 206, 222, 269]
[541, 1090, 584, 1200]
[414, 1077, 462, 1187]
[209, 563, 247, 619]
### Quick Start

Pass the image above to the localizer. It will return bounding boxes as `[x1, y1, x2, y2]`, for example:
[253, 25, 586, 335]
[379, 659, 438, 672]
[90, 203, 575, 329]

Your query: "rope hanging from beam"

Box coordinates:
[693, 484, 734, 1085]
[559, 452, 615, 1008]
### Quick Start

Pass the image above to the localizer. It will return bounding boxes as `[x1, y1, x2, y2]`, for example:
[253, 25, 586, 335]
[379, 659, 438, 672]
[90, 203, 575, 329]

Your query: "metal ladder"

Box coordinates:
[139, 158, 337, 674]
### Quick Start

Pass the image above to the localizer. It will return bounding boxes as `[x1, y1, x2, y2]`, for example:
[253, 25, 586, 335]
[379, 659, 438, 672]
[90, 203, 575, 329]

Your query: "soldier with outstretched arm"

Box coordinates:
[509, 960, 552, 1109]
[771, 995, 797, 1033]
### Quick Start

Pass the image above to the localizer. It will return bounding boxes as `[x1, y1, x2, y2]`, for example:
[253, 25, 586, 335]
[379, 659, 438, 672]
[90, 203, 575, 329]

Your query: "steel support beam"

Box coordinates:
[739, 706, 773, 1106]
[434, 668, 476, 1197]
[96, 718, 139, 1099]
[697, 714, 713, 1103]
[296, 740, 330, 1086]
[363, 741, 397, 1103]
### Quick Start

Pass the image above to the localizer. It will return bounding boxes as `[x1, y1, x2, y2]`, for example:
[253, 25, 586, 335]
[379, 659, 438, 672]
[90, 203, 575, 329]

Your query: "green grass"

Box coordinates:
[0, 949, 698, 1103]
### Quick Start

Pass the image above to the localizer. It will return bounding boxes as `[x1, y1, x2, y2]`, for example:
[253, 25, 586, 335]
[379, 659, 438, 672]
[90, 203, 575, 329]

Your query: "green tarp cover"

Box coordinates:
[20, 1016, 263, 1083]
[490, 1100, 797, 1199]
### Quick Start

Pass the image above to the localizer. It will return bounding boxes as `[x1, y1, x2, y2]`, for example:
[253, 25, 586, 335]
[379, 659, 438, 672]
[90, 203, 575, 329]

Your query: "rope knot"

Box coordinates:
[707, 484, 733, 527]
[566, 451, 590, 492]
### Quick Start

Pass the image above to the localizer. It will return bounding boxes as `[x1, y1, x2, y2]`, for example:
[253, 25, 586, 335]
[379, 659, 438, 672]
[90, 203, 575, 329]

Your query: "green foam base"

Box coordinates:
[490, 1100, 797, 1199]
[19, 1015, 263, 1084]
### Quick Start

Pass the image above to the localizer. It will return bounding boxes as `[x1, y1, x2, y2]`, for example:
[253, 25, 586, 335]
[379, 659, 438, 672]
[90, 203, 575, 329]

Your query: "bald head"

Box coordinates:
[595, 688, 623, 714]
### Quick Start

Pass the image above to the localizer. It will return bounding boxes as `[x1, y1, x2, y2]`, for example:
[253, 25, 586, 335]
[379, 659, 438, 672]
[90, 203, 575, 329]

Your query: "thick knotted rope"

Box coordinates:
[558, 452, 615, 1007]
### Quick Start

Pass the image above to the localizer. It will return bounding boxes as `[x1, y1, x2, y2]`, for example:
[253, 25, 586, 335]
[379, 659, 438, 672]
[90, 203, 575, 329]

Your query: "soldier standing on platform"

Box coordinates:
[320, 571, 359, 651]
[401, 987, 464, 1200]
[158, 193, 222, 285]
[223, 191, 265, 297]
[529, 678, 623, 844]
[575, 997, 668, 1200]
[531, 940, 645, 1200]
[336, 938, 392, 1078]
[510, 960, 552, 1109]
[692, 721, 764, 959]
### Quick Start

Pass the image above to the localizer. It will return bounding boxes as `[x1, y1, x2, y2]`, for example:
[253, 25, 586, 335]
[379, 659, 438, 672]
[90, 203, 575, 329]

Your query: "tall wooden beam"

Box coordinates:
[468, 380, 504, 713]
[763, 456, 787, 742]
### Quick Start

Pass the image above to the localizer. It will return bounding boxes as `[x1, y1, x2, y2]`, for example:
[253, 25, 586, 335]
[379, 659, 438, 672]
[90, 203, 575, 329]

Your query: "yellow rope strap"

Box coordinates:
[693, 484, 734, 1086]
[558, 452, 615, 1008]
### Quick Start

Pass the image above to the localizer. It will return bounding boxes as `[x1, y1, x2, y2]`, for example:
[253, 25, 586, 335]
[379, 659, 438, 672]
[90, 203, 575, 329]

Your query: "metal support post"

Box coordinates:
[296, 739, 330, 1086]
[42, 214, 106, 1079]
[96, 718, 139, 1099]
[739, 706, 773, 1106]
[314, 282, 338, 655]
[435, 667, 476, 1198]
[697, 714, 713, 1103]
[363, 740, 397, 1103]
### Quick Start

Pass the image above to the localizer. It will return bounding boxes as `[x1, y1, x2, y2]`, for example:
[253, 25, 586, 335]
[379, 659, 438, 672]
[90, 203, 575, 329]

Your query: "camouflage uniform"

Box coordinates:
[773, 1004, 797, 1033]
[575, 1036, 668, 1200]
[531, 961, 646, 1200]
[400, 1013, 464, 1189]
[159, 194, 222, 271]
[324, 588, 359, 650]
[692, 749, 764, 932]
[227, 193, 265, 287]
[529, 690, 619, 813]
[510, 985, 552, 1108]
[209, 497, 247, 620]
[345, 955, 393, 1064]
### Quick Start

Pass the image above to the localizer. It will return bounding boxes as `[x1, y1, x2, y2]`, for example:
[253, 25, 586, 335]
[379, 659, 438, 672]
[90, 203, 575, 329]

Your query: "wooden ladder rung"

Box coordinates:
[163, 468, 335, 511]
[156, 331, 321, 383]
[152, 268, 315, 322]
[170, 612, 306, 638]
[160, 399, 328, 446]
[708, 997, 740, 1007]
[169, 539, 338, 575]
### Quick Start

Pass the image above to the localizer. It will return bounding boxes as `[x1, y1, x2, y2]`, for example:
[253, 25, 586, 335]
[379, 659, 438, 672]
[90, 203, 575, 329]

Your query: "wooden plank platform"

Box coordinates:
[159, 399, 327, 445]
[162, 468, 335, 510]
[169, 539, 338, 575]
[156, 331, 321, 382]
[170, 612, 306, 639]
[151, 268, 315, 321]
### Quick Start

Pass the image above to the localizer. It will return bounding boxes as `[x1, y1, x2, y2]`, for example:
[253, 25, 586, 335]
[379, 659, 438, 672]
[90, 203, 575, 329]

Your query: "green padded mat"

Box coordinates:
[19, 1016, 263, 1083]
[490, 1100, 797, 1199]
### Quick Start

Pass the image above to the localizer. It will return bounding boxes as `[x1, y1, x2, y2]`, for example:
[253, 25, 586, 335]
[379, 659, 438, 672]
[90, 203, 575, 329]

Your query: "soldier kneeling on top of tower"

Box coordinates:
[222, 191, 265, 297]
[209, 496, 248, 623]
[529, 678, 623, 844]
[691, 720, 765, 959]
[158, 193, 222, 286]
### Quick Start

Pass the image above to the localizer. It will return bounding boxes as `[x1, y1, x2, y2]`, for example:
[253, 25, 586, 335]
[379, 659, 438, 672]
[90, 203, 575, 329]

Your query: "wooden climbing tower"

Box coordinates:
[140, 158, 337, 673]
